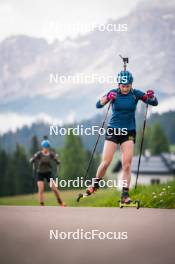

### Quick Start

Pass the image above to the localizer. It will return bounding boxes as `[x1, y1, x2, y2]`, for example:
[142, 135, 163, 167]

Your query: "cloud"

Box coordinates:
[151, 96, 175, 114]
[0, 0, 139, 42]
[0, 112, 62, 135]
[139, 96, 175, 116]
[0, 95, 174, 135]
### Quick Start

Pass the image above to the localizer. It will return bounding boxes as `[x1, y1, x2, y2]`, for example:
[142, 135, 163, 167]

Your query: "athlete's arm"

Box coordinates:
[29, 152, 41, 163]
[51, 152, 60, 165]
[134, 89, 158, 106]
[142, 90, 158, 106]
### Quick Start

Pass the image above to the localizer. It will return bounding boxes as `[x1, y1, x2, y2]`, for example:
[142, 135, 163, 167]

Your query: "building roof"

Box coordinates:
[112, 152, 175, 175]
[131, 153, 175, 175]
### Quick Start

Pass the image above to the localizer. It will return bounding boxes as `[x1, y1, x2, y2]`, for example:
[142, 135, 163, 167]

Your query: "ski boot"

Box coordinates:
[119, 188, 140, 209]
[77, 178, 100, 202]
[121, 188, 132, 204]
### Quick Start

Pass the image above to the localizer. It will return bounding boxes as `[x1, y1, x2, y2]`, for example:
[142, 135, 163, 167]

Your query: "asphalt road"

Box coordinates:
[0, 206, 175, 264]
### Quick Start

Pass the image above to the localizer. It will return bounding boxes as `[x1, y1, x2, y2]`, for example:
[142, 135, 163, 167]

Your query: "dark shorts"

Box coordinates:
[105, 128, 136, 145]
[37, 172, 53, 182]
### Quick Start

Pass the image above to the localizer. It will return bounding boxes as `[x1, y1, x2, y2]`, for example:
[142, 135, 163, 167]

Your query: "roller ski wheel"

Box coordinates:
[135, 200, 140, 209]
[119, 199, 141, 209]
[77, 193, 84, 202]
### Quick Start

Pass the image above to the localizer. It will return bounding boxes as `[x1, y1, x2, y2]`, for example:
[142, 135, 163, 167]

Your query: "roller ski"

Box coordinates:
[77, 178, 100, 202]
[118, 188, 140, 209]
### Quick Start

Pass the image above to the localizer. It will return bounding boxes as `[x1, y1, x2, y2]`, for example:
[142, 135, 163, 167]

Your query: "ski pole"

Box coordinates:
[135, 103, 148, 189]
[83, 101, 111, 181]
[32, 163, 36, 196]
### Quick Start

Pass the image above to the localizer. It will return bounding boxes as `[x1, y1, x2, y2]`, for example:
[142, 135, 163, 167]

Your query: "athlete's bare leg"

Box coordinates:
[37, 181, 45, 206]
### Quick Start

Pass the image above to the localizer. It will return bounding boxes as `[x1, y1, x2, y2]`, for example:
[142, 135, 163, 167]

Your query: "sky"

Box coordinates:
[0, 0, 174, 134]
[0, 0, 139, 42]
[0, 0, 145, 134]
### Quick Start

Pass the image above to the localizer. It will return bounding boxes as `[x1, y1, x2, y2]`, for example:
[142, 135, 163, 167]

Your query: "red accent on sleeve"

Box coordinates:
[141, 94, 148, 102]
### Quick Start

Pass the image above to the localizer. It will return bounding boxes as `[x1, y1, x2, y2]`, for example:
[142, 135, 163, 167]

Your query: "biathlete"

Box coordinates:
[30, 139, 65, 206]
[86, 70, 158, 203]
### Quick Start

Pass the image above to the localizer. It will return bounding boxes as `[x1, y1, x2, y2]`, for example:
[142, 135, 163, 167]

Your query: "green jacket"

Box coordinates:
[30, 151, 60, 173]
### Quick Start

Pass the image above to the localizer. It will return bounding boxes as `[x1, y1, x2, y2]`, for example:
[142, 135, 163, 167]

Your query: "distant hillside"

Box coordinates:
[0, 111, 175, 154]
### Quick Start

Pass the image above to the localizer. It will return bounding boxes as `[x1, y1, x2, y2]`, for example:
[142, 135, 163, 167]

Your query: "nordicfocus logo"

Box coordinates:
[50, 125, 128, 136]
[47, 22, 127, 36]
[49, 72, 128, 85]
[50, 229, 128, 240]
[49, 178, 127, 189]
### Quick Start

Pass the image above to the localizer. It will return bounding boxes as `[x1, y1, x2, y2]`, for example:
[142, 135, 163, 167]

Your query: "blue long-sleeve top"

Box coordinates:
[96, 88, 158, 130]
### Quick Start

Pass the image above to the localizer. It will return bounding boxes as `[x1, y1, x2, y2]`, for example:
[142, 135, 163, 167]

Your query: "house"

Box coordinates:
[112, 152, 175, 187]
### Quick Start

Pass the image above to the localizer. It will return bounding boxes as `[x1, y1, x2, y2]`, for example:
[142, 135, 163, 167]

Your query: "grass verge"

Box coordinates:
[0, 181, 174, 208]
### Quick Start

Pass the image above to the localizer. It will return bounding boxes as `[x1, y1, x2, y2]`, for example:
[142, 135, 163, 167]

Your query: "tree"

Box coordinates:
[60, 132, 87, 187]
[85, 151, 100, 181]
[30, 135, 40, 155]
[135, 123, 169, 155]
[0, 149, 9, 196]
[150, 123, 169, 154]
[135, 126, 151, 155]
[11, 144, 32, 194]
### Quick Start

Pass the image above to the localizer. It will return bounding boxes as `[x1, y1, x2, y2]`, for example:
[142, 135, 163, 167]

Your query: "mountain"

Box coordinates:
[0, 0, 175, 132]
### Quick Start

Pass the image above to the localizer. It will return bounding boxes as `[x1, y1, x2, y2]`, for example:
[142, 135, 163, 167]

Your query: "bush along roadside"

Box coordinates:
[129, 181, 175, 209]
